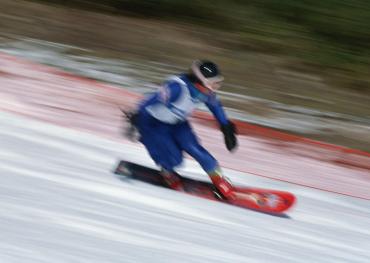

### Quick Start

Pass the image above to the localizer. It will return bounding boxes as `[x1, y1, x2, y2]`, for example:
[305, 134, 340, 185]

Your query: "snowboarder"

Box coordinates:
[125, 60, 238, 199]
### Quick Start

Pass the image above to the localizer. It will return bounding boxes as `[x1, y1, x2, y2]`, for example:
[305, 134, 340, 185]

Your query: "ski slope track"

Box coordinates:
[0, 53, 370, 262]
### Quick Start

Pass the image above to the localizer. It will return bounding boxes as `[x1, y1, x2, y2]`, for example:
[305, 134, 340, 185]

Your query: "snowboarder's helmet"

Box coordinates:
[191, 60, 224, 91]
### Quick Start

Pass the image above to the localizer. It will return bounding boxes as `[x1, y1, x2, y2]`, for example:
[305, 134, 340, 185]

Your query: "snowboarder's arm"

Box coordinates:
[205, 95, 228, 125]
[138, 92, 160, 110]
[138, 80, 182, 111]
[206, 96, 238, 152]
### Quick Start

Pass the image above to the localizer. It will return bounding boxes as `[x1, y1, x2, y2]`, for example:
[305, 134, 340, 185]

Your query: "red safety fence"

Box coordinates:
[194, 111, 370, 170]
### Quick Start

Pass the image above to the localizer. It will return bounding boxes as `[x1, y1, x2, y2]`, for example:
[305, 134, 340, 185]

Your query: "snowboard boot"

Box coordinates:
[161, 169, 184, 191]
[208, 168, 236, 200]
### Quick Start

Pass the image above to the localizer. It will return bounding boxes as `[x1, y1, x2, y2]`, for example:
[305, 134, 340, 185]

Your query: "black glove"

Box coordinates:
[221, 121, 238, 152]
[123, 110, 140, 141]
[124, 111, 139, 127]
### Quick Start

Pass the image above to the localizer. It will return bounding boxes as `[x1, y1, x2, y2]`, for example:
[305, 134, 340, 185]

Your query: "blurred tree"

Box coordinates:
[31, 0, 370, 91]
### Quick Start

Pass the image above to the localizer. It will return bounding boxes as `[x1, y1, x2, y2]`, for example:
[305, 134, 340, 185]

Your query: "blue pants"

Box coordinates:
[137, 111, 218, 172]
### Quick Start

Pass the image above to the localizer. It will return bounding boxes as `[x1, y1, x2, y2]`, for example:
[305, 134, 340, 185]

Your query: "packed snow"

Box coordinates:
[1, 112, 369, 263]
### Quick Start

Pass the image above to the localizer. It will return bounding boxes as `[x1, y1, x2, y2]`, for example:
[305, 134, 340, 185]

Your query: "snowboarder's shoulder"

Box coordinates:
[161, 75, 186, 102]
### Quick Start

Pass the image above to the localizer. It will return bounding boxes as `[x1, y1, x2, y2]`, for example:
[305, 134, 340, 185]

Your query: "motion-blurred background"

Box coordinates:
[1, 0, 369, 150]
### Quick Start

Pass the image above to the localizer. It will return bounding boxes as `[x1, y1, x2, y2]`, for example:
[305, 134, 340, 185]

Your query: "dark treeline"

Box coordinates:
[32, 0, 370, 90]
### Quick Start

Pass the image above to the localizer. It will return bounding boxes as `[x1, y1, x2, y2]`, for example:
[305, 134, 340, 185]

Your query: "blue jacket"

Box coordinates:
[138, 74, 228, 126]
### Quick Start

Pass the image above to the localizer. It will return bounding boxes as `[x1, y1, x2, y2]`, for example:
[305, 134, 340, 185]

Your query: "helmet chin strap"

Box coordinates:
[194, 83, 212, 94]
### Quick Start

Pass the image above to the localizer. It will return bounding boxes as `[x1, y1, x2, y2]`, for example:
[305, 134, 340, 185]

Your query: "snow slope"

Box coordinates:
[1, 112, 370, 263]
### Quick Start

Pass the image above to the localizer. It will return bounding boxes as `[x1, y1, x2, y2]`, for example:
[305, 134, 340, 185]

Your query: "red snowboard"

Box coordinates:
[114, 160, 296, 214]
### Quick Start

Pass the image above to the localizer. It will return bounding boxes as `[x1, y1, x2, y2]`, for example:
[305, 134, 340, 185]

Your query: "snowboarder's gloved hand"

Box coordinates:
[221, 121, 238, 152]
[123, 111, 140, 141]
[125, 111, 139, 127]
